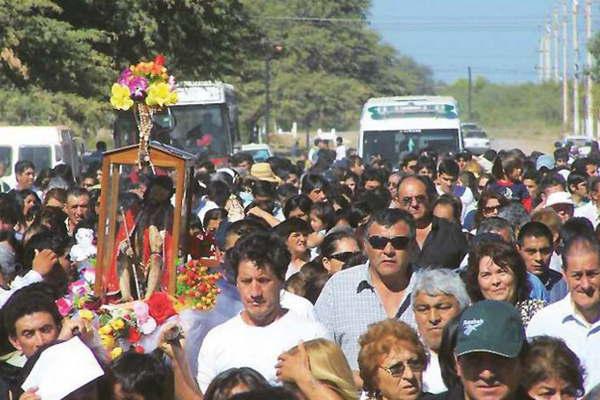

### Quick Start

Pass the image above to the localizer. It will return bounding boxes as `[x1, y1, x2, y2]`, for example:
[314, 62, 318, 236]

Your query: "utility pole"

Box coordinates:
[573, 0, 580, 136]
[539, 34, 545, 83]
[563, 0, 569, 128]
[544, 24, 552, 82]
[468, 66, 472, 120]
[553, 9, 560, 82]
[585, 0, 593, 139]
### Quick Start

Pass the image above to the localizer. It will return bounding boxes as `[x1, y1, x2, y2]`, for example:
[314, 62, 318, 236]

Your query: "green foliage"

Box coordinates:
[238, 0, 434, 132]
[0, 0, 434, 141]
[439, 78, 562, 129]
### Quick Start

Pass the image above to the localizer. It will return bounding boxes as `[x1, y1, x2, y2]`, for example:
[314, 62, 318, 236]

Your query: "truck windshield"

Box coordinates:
[362, 129, 460, 164]
[114, 104, 231, 158]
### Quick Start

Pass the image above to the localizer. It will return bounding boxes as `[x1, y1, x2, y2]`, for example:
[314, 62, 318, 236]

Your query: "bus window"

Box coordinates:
[0, 146, 12, 176]
[19, 146, 52, 171]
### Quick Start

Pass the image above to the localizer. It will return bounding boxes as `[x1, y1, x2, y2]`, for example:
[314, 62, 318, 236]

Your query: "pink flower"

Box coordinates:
[133, 301, 149, 324]
[127, 76, 148, 100]
[69, 280, 89, 296]
[56, 298, 73, 317]
[117, 68, 133, 86]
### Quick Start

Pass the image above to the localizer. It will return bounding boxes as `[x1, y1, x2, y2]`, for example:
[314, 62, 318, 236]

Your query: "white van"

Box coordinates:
[0, 126, 83, 187]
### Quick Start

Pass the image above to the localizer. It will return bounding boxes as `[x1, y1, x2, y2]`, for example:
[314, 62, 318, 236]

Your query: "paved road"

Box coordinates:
[490, 137, 554, 154]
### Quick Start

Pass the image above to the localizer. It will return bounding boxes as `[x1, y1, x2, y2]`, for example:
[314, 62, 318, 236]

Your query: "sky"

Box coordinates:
[369, 0, 595, 84]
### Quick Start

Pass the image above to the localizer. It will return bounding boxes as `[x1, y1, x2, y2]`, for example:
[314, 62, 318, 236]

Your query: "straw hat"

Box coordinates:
[249, 162, 282, 184]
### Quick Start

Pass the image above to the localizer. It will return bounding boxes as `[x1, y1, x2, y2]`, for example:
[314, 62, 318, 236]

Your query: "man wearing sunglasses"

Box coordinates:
[396, 175, 468, 270]
[315, 208, 418, 375]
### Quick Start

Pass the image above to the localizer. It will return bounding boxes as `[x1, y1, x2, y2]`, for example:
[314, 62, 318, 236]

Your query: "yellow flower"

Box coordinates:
[110, 347, 123, 360]
[101, 334, 115, 349]
[145, 82, 178, 107]
[110, 83, 133, 111]
[110, 318, 125, 331]
[98, 324, 113, 335]
[78, 310, 94, 321]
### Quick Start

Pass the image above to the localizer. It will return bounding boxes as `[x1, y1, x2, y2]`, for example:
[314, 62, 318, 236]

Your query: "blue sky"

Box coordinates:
[369, 0, 591, 84]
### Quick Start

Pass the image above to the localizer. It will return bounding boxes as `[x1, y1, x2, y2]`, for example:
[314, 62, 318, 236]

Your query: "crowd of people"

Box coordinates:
[1, 137, 600, 400]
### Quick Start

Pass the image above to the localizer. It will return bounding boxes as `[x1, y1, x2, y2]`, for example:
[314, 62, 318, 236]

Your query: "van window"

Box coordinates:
[0, 146, 12, 176]
[19, 146, 51, 171]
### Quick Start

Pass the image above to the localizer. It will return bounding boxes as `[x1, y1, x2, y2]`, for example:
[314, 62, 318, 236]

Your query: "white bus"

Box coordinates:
[358, 96, 463, 165]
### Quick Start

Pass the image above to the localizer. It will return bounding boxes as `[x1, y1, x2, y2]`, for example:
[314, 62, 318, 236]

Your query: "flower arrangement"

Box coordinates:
[176, 260, 221, 311]
[96, 292, 178, 359]
[110, 54, 177, 111]
[109, 54, 178, 169]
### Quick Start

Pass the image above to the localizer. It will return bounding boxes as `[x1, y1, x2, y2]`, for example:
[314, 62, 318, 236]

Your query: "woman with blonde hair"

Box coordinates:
[276, 338, 359, 400]
[358, 319, 429, 400]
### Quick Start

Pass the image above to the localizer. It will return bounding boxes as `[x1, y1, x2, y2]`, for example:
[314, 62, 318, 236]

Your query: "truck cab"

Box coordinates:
[0, 126, 82, 188]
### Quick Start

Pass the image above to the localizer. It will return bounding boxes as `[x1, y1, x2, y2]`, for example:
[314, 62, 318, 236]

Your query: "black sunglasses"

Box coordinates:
[367, 235, 410, 250]
[329, 251, 362, 263]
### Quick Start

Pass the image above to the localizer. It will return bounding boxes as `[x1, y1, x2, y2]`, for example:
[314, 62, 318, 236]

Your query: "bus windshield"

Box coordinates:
[362, 129, 460, 164]
[114, 104, 231, 158]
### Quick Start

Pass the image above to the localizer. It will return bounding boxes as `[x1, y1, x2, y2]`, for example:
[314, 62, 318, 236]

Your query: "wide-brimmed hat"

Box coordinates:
[545, 191, 574, 207]
[249, 162, 282, 184]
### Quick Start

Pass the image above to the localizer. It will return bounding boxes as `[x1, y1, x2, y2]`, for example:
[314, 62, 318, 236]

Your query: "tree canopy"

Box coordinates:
[0, 0, 434, 138]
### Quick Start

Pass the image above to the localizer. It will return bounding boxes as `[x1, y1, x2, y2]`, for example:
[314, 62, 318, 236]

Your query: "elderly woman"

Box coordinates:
[358, 319, 429, 400]
[411, 269, 470, 394]
[465, 240, 545, 327]
[522, 336, 585, 400]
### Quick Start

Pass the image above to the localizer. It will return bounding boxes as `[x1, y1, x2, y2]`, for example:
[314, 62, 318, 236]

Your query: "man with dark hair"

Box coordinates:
[196, 232, 328, 391]
[567, 172, 597, 226]
[347, 154, 365, 177]
[517, 222, 564, 298]
[436, 158, 474, 219]
[396, 175, 468, 269]
[315, 208, 418, 371]
[13, 160, 35, 191]
[65, 187, 90, 235]
[400, 152, 419, 175]
[230, 152, 254, 177]
[361, 167, 385, 191]
[527, 235, 600, 391]
[3, 284, 90, 358]
[589, 176, 600, 227]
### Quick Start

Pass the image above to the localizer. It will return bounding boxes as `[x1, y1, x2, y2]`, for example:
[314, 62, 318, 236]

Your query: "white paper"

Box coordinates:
[22, 336, 104, 400]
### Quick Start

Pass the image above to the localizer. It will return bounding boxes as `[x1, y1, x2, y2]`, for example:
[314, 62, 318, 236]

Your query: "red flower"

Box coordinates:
[134, 345, 145, 353]
[154, 54, 165, 66]
[128, 327, 142, 343]
[146, 292, 177, 325]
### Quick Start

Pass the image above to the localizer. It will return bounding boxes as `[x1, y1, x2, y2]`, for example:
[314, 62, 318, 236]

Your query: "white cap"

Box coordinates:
[546, 191, 574, 207]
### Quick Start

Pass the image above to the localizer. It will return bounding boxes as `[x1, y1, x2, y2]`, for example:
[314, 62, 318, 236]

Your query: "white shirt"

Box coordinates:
[574, 201, 599, 228]
[336, 145, 347, 160]
[196, 310, 330, 391]
[423, 351, 446, 394]
[527, 294, 600, 391]
[280, 290, 317, 322]
[0, 270, 43, 309]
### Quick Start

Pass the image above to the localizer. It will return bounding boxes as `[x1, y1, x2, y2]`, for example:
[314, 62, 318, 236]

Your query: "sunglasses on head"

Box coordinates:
[329, 251, 362, 263]
[367, 235, 410, 250]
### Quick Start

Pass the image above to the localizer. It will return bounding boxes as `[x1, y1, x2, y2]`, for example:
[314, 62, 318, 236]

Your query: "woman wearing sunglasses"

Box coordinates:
[358, 319, 430, 400]
[319, 230, 362, 274]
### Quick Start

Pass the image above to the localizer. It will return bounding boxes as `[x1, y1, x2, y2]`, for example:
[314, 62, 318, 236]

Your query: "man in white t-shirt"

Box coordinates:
[196, 232, 329, 391]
